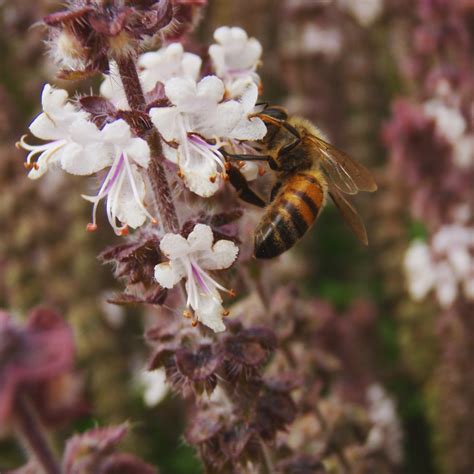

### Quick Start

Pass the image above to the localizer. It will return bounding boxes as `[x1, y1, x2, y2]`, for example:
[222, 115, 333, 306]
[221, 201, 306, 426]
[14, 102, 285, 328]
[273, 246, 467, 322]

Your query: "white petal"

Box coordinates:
[29, 113, 64, 141]
[182, 53, 202, 81]
[100, 62, 129, 109]
[165, 77, 198, 107]
[114, 168, 148, 229]
[68, 118, 102, 145]
[102, 120, 132, 147]
[201, 101, 242, 137]
[196, 76, 225, 104]
[194, 293, 226, 333]
[182, 159, 220, 197]
[149, 107, 181, 142]
[230, 116, 267, 141]
[239, 81, 259, 112]
[154, 261, 185, 288]
[187, 224, 214, 253]
[160, 233, 190, 259]
[61, 142, 110, 175]
[240, 162, 259, 181]
[161, 142, 179, 164]
[200, 240, 239, 270]
[208, 44, 226, 76]
[126, 138, 150, 168]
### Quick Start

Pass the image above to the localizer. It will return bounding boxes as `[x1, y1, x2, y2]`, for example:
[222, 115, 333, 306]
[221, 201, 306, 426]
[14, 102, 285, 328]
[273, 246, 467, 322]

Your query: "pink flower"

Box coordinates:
[0, 307, 74, 424]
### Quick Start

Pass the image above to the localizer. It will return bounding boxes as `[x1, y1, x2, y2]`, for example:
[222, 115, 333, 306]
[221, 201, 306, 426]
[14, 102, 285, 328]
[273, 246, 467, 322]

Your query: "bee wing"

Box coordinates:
[307, 135, 377, 195]
[329, 185, 369, 245]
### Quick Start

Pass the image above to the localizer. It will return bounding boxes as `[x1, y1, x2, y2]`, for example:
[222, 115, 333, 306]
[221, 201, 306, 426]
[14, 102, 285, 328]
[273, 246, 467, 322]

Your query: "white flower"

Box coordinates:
[101, 44, 202, 109]
[139, 43, 202, 92]
[339, 0, 383, 26]
[366, 384, 403, 464]
[138, 368, 169, 407]
[423, 99, 466, 144]
[300, 24, 342, 59]
[154, 224, 239, 333]
[18, 85, 154, 235]
[81, 120, 153, 234]
[150, 76, 266, 197]
[404, 224, 474, 308]
[209, 26, 262, 96]
[404, 241, 435, 301]
[17, 84, 107, 179]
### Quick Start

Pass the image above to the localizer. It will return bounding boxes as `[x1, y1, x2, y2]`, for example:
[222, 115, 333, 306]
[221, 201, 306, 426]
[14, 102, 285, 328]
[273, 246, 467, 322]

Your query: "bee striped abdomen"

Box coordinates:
[254, 172, 326, 259]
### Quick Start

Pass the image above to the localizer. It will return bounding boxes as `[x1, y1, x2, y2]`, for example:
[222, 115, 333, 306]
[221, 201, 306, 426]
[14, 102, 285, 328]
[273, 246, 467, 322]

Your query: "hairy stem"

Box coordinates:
[116, 55, 180, 233]
[116, 56, 147, 112]
[14, 394, 61, 474]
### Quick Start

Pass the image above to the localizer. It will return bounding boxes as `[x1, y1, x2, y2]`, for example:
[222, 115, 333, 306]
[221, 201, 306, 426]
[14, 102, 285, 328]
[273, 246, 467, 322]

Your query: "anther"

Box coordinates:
[222, 309, 230, 317]
[258, 167, 266, 176]
[177, 169, 184, 179]
[183, 309, 193, 319]
[228, 288, 236, 298]
[119, 226, 129, 236]
[209, 175, 217, 183]
[224, 162, 231, 171]
[151, 218, 159, 225]
[191, 319, 198, 327]
[86, 223, 98, 232]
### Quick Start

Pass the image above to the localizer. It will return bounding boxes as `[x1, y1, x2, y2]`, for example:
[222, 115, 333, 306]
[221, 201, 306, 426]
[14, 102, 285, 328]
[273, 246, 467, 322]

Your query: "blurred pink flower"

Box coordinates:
[0, 307, 75, 424]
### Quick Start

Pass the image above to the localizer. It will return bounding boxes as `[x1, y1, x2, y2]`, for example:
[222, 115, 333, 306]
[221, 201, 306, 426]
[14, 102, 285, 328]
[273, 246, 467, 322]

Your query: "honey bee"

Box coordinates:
[223, 106, 378, 259]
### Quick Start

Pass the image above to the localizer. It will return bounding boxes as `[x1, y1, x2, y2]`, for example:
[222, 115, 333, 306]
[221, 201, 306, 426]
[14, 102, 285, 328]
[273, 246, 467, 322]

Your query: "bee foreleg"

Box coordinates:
[220, 148, 280, 171]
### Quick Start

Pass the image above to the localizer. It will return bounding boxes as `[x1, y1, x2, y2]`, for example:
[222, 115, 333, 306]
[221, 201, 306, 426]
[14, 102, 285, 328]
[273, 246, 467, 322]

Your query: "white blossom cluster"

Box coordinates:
[366, 384, 403, 465]
[423, 81, 474, 169]
[18, 85, 152, 235]
[18, 26, 264, 333]
[404, 216, 474, 308]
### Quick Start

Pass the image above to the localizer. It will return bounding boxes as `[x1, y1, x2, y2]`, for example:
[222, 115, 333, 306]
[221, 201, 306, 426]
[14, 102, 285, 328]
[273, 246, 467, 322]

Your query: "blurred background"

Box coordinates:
[1, 0, 473, 473]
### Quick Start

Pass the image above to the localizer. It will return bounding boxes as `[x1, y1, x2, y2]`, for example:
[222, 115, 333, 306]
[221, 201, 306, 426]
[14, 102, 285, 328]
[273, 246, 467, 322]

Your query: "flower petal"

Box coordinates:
[125, 137, 150, 169]
[29, 113, 64, 141]
[187, 224, 214, 253]
[182, 161, 220, 197]
[164, 77, 198, 108]
[113, 166, 148, 229]
[159, 233, 190, 259]
[193, 293, 226, 333]
[196, 76, 225, 104]
[154, 261, 185, 289]
[200, 239, 239, 270]
[149, 107, 181, 142]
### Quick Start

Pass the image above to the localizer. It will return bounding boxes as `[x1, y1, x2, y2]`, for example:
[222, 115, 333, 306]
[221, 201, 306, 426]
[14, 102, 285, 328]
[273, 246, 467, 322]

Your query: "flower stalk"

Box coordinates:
[14, 394, 61, 474]
[115, 54, 180, 234]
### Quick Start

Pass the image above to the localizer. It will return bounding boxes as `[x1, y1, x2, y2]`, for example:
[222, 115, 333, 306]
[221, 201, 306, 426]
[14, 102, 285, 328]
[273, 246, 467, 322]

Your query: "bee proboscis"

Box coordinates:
[224, 106, 378, 259]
